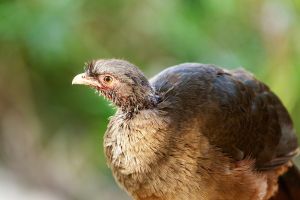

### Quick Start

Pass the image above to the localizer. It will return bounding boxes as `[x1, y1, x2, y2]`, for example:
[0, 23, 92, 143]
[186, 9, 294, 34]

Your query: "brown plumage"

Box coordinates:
[72, 59, 299, 200]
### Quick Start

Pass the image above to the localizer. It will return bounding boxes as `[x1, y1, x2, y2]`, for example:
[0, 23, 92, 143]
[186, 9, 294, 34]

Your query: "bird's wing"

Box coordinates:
[229, 69, 299, 170]
[150, 64, 298, 171]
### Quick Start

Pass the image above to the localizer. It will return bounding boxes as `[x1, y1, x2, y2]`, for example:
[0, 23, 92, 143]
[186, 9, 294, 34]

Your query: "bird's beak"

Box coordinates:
[72, 73, 98, 86]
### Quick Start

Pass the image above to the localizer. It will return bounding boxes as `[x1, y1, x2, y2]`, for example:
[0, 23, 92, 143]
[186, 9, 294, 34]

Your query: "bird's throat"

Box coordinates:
[105, 93, 159, 117]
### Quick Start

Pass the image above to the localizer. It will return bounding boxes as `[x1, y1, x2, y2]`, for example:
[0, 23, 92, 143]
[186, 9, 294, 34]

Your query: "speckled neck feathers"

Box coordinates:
[85, 59, 159, 114]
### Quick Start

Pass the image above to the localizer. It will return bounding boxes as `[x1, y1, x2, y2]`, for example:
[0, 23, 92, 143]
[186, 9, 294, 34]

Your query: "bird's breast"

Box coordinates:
[104, 109, 171, 175]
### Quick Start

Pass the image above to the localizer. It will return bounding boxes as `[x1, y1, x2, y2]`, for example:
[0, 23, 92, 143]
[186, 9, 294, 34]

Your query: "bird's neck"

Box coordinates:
[119, 91, 160, 118]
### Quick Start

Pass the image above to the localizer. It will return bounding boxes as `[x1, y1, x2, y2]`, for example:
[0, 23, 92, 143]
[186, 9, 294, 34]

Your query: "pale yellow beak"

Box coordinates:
[72, 73, 98, 86]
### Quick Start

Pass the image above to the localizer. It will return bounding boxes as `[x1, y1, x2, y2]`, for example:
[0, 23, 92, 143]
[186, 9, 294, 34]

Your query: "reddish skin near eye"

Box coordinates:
[72, 59, 300, 200]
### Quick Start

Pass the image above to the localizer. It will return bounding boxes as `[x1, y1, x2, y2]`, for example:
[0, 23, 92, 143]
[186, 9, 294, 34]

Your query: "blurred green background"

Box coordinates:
[0, 0, 299, 199]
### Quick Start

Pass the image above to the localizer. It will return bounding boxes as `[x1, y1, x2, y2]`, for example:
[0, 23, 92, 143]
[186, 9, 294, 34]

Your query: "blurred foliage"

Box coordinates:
[0, 0, 300, 199]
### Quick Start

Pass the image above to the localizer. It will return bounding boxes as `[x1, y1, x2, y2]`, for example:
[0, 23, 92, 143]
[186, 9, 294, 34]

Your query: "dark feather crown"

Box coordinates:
[84, 60, 96, 76]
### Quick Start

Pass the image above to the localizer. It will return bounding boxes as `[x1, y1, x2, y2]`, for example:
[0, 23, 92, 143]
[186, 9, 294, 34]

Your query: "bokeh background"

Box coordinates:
[0, 0, 300, 199]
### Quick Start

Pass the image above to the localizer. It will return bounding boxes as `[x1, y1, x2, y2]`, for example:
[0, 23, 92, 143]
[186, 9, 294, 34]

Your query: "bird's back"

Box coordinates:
[150, 63, 298, 171]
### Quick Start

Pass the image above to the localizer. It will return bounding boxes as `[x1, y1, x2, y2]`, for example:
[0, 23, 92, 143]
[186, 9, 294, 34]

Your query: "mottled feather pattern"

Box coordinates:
[73, 59, 299, 200]
[104, 62, 298, 200]
[105, 109, 274, 200]
[105, 109, 171, 174]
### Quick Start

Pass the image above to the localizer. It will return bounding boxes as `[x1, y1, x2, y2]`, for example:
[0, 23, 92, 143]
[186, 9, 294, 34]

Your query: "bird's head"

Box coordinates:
[72, 59, 157, 113]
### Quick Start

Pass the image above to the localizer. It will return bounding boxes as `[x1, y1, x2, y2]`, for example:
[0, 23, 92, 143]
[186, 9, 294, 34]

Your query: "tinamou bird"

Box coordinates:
[72, 59, 300, 200]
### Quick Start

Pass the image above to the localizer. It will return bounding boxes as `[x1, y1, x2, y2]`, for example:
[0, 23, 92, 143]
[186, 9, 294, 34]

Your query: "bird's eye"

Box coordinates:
[103, 76, 113, 84]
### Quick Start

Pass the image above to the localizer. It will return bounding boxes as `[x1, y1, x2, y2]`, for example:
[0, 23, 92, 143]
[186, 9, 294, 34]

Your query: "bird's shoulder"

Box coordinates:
[150, 63, 221, 92]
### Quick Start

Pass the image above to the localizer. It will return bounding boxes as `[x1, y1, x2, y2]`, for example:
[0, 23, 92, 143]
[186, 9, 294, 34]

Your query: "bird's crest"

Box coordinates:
[84, 60, 96, 76]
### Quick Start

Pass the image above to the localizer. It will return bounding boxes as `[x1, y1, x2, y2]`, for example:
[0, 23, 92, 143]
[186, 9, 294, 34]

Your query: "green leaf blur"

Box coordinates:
[0, 0, 299, 199]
